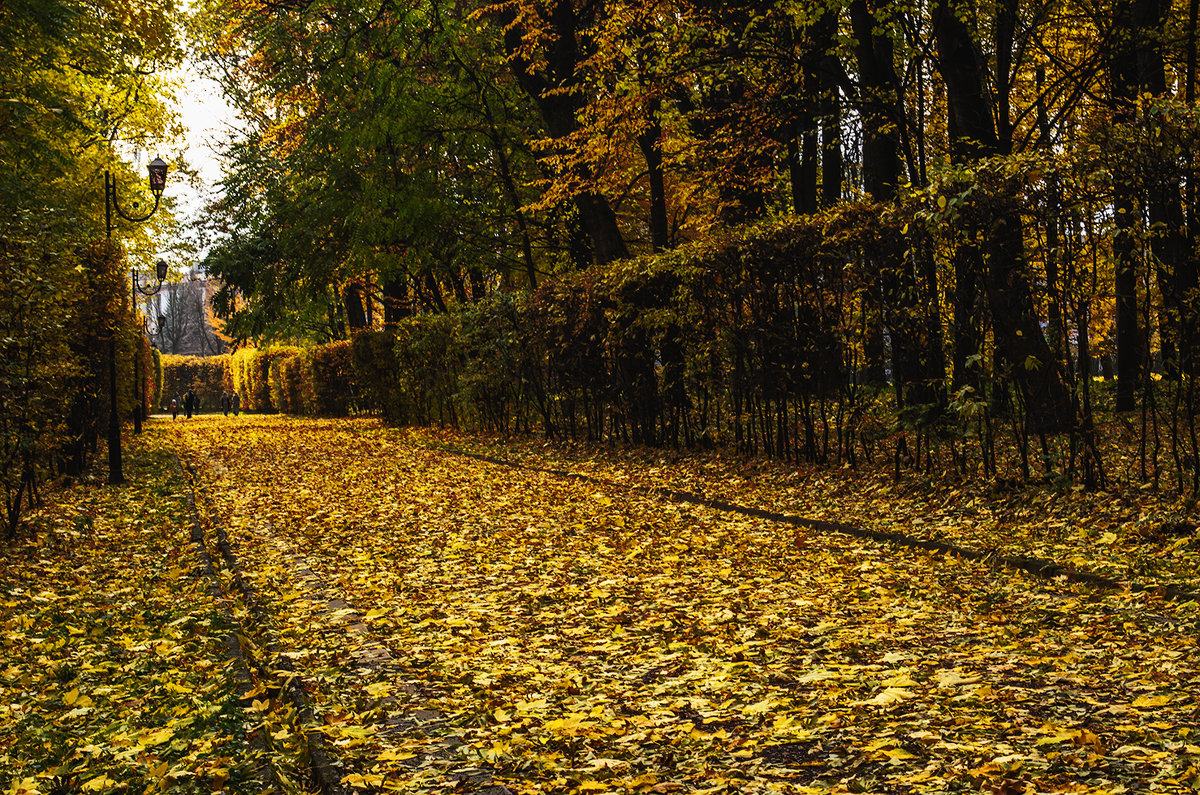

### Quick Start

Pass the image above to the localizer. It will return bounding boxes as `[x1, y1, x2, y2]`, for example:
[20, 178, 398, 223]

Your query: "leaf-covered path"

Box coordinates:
[162, 415, 1200, 795]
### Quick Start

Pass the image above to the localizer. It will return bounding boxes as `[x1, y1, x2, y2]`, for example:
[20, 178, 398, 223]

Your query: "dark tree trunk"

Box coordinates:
[789, 16, 822, 215]
[382, 276, 409, 325]
[344, 283, 368, 330]
[500, 0, 628, 264]
[788, 131, 819, 216]
[851, 0, 936, 402]
[468, 268, 486, 301]
[934, 0, 1073, 432]
[851, 0, 903, 201]
[1110, 0, 1146, 408]
[820, 89, 843, 207]
[446, 269, 467, 304]
[637, 97, 670, 252]
[952, 242, 982, 390]
[793, 6, 841, 209]
[994, 0, 1018, 154]
[1187, 0, 1200, 375]
[1114, 190, 1141, 409]
[1036, 66, 1070, 373]
[423, 273, 448, 314]
[1137, 0, 1192, 378]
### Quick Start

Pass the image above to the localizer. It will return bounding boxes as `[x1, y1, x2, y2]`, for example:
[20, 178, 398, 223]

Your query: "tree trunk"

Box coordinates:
[500, 0, 628, 265]
[637, 97, 670, 252]
[1137, 0, 1192, 378]
[934, 0, 1072, 432]
[382, 276, 409, 325]
[344, 283, 368, 330]
[851, 0, 936, 402]
[1111, 0, 1145, 408]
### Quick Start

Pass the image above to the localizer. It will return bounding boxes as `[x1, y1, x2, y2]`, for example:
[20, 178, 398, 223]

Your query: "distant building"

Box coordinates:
[141, 268, 228, 356]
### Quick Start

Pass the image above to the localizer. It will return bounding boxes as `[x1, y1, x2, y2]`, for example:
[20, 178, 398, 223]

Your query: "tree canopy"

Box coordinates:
[1, 0, 184, 531]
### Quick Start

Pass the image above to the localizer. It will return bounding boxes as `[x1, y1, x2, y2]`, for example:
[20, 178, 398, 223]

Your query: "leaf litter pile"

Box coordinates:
[156, 415, 1200, 795]
[3, 414, 1198, 794]
[426, 432, 1200, 597]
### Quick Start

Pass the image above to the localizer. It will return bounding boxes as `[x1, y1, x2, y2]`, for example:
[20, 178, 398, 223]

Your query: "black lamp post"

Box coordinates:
[132, 258, 169, 434]
[103, 158, 169, 485]
[105, 158, 168, 239]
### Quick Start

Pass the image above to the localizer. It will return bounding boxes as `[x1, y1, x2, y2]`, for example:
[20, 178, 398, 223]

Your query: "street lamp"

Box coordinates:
[103, 157, 169, 485]
[105, 158, 168, 239]
[132, 258, 169, 434]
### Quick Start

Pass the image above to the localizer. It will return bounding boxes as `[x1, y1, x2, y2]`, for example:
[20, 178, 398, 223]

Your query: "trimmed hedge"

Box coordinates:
[350, 330, 406, 422]
[223, 344, 356, 416]
[161, 354, 230, 413]
[164, 213, 883, 455]
[229, 346, 300, 412]
[305, 341, 356, 415]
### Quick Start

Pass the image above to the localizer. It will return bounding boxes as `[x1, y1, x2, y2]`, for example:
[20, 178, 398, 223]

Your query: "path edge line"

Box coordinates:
[178, 456, 350, 794]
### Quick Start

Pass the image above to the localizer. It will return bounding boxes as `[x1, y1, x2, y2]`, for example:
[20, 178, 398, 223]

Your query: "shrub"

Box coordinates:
[350, 330, 407, 422]
[161, 354, 229, 413]
[305, 340, 356, 415]
[230, 347, 299, 412]
[394, 314, 459, 426]
[270, 352, 305, 414]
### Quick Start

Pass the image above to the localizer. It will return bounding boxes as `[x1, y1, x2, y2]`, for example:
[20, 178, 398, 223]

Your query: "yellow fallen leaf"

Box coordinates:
[797, 669, 839, 684]
[865, 736, 898, 752]
[377, 749, 417, 761]
[341, 773, 385, 788]
[1035, 729, 1080, 746]
[933, 669, 980, 688]
[6, 777, 43, 795]
[1133, 694, 1172, 708]
[142, 726, 174, 746]
[742, 699, 772, 714]
[862, 688, 915, 706]
[364, 681, 392, 698]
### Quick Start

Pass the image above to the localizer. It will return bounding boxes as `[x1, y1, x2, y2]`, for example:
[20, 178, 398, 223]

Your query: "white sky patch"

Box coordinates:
[168, 56, 242, 260]
[177, 59, 235, 186]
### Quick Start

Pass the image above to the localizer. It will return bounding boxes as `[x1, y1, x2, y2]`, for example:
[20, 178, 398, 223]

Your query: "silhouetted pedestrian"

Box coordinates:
[184, 389, 197, 419]
[170, 397, 178, 420]
[231, 392, 240, 416]
[221, 392, 231, 416]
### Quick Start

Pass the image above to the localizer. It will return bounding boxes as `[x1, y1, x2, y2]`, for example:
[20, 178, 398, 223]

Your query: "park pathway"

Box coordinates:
[165, 415, 1200, 795]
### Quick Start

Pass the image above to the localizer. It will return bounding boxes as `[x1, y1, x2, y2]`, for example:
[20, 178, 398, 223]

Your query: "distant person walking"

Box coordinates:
[170, 397, 179, 420]
[184, 389, 197, 419]
[231, 392, 240, 416]
[221, 391, 231, 416]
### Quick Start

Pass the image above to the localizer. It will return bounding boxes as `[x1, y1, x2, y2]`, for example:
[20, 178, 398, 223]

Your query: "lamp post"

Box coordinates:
[132, 258, 169, 434]
[105, 158, 168, 239]
[103, 158, 169, 485]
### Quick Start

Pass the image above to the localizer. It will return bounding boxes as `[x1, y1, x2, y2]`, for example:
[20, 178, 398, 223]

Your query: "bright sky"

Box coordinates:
[179, 61, 233, 185]
[171, 57, 241, 260]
